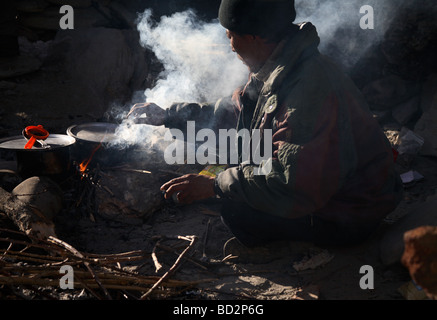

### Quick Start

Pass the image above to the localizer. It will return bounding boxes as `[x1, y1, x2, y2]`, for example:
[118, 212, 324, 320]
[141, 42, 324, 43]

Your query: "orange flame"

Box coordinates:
[79, 143, 102, 174]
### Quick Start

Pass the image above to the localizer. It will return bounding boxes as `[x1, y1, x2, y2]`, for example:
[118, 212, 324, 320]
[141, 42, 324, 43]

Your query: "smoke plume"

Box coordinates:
[112, 8, 248, 148]
[113, 1, 413, 148]
[294, 0, 408, 69]
[137, 9, 248, 108]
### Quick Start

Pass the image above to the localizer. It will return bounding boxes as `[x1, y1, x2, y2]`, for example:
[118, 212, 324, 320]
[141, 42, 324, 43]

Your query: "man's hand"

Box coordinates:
[160, 174, 216, 205]
[127, 103, 167, 126]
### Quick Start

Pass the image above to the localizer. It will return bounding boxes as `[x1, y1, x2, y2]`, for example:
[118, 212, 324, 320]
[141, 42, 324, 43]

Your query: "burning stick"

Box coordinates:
[78, 143, 102, 176]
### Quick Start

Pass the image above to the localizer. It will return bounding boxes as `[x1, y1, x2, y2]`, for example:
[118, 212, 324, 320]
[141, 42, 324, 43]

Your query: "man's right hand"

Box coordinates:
[127, 103, 167, 126]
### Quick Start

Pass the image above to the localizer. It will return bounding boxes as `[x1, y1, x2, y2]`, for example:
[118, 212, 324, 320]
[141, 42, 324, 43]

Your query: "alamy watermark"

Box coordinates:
[164, 121, 273, 176]
[359, 265, 375, 290]
[59, 265, 74, 289]
[59, 5, 74, 30]
[58, 5, 375, 31]
[360, 5, 374, 30]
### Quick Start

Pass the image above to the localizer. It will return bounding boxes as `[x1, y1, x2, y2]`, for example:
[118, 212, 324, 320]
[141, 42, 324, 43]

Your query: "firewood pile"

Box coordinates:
[0, 145, 211, 300]
[0, 225, 210, 300]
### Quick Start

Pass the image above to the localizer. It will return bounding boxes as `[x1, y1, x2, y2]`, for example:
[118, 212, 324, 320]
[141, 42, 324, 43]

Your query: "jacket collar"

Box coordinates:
[254, 22, 321, 94]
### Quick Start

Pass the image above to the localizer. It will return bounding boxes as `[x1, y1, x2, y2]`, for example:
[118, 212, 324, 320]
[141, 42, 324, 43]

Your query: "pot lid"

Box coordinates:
[0, 134, 76, 150]
[67, 122, 120, 143]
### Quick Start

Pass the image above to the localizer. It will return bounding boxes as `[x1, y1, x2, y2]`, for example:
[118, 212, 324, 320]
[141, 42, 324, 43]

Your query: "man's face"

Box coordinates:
[226, 30, 265, 72]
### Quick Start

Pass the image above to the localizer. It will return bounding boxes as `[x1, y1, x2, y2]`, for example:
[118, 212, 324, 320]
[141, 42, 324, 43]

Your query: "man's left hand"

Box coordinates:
[160, 174, 216, 205]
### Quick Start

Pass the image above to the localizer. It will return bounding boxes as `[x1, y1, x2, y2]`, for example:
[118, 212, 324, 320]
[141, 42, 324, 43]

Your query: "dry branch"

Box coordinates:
[140, 235, 198, 300]
[0, 187, 56, 240]
[0, 228, 212, 300]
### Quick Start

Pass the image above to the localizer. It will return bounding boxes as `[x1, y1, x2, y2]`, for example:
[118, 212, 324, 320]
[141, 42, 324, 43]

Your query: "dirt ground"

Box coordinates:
[50, 156, 432, 301]
[1, 68, 436, 302]
[2, 140, 436, 301]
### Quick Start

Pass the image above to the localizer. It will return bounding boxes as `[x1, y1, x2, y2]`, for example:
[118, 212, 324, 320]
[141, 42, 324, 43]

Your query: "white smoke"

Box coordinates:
[112, 8, 248, 148]
[113, 1, 411, 147]
[137, 9, 248, 108]
[294, 0, 408, 69]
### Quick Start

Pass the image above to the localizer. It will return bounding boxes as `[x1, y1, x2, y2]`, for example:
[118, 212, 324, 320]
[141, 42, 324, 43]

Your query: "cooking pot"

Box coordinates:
[0, 134, 76, 181]
[66, 122, 131, 167]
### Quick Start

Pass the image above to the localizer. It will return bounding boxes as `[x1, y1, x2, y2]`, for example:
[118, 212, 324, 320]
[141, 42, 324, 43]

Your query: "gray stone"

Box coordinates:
[12, 176, 64, 221]
[420, 74, 437, 113]
[362, 75, 421, 109]
[380, 193, 437, 266]
[392, 96, 421, 126]
[49, 27, 149, 114]
[414, 91, 437, 157]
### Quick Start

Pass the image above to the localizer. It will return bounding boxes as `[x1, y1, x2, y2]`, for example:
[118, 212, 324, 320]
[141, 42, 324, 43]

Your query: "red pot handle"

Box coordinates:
[24, 125, 50, 149]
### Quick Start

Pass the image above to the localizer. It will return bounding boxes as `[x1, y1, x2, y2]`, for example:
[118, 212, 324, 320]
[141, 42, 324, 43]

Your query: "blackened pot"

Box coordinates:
[0, 134, 76, 181]
[66, 122, 132, 168]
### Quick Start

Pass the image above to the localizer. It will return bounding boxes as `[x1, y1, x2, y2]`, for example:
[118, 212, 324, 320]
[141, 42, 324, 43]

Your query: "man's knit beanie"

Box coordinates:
[218, 0, 296, 37]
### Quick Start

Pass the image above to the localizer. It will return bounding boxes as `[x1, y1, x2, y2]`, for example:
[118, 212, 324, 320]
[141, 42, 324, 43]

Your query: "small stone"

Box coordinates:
[12, 176, 64, 221]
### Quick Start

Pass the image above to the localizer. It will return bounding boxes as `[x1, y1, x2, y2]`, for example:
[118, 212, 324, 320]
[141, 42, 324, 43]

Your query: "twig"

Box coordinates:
[119, 168, 152, 175]
[48, 236, 112, 300]
[140, 235, 198, 300]
[151, 239, 163, 273]
[201, 218, 211, 262]
[0, 242, 12, 261]
[156, 243, 208, 270]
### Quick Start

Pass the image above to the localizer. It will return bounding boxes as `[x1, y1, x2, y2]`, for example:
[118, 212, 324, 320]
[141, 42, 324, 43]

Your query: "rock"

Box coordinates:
[48, 27, 149, 114]
[414, 91, 437, 157]
[0, 161, 21, 192]
[18, 6, 111, 30]
[420, 74, 437, 113]
[0, 55, 41, 79]
[381, 4, 437, 81]
[45, 0, 93, 8]
[397, 127, 424, 155]
[391, 96, 421, 126]
[402, 226, 437, 300]
[12, 176, 64, 220]
[384, 130, 401, 148]
[371, 109, 392, 125]
[0, 184, 57, 240]
[292, 248, 334, 272]
[95, 165, 165, 223]
[16, 0, 50, 13]
[379, 193, 437, 266]
[106, 1, 138, 29]
[362, 75, 421, 110]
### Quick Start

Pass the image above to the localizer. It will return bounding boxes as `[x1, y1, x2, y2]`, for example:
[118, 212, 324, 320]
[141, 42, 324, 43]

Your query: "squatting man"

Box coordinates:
[128, 0, 403, 251]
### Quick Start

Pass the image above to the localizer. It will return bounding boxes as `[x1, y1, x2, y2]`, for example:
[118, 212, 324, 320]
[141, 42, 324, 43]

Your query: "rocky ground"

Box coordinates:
[1, 0, 437, 301]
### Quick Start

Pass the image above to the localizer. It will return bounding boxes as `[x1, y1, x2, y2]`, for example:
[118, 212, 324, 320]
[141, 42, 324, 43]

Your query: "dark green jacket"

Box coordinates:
[165, 23, 403, 232]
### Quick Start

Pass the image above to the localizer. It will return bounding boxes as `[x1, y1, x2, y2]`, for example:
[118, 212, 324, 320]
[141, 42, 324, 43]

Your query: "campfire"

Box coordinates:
[77, 143, 102, 178]
[0, 124, 210, 300]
